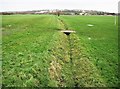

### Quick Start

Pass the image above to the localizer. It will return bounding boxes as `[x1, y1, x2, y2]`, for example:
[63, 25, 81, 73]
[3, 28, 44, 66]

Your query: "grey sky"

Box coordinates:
[0, 0, 119, 13]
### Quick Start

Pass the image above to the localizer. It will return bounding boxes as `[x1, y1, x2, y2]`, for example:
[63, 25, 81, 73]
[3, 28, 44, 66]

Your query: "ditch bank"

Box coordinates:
[48, 31, 106, 87]
[47, 17, 107, 87]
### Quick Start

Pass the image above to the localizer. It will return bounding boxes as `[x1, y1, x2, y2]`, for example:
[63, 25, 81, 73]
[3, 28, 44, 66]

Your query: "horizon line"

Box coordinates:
[0, 9, 117, 13]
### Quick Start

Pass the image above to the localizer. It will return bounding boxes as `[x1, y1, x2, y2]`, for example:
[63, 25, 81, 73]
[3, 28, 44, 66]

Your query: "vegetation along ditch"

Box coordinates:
[2, 15, 118, 87]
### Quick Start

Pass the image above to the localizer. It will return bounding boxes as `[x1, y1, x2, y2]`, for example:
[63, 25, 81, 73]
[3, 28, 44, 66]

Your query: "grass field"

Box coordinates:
[2, 15, 118, 87]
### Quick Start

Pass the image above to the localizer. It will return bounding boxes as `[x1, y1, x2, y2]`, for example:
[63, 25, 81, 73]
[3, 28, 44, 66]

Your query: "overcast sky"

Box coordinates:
[0, 0, 119, 13]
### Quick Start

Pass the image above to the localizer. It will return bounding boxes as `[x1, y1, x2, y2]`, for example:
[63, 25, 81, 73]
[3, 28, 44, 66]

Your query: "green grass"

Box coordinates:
[60, 15, 118, 87]
[2, 15, 61, 87]
[2, 15, 118, 87]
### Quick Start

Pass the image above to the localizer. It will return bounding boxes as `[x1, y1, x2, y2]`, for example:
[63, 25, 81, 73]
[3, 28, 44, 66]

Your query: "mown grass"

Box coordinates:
[2, 15, 62, 87]
[46, 32, 106, 87]
[2, 15, 118, 87]
[60, 15, 118, 87]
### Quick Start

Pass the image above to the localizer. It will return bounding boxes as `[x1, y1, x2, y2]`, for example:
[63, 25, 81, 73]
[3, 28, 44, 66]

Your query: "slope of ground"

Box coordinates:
[2, 15, 60, 87]
[48, 32, 106, 87]
[2, 15, 118, 87]
[60, 15, 118, 87]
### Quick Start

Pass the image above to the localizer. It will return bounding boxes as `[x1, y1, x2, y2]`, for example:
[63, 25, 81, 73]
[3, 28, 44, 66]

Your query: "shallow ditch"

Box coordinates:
[58, 17, 69, 30]
[47, 17, 107, 87]
[48, 32, 106, 87]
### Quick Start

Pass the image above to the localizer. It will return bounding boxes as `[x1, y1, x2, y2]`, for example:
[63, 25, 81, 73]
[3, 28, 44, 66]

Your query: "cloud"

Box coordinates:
[0, 0, 119, 13]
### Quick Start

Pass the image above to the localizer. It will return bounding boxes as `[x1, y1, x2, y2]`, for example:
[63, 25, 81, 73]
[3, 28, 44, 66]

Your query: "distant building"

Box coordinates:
[35, 11, 48, 14]
[79, 13, 84, 15]
[70, 12, 75, 15]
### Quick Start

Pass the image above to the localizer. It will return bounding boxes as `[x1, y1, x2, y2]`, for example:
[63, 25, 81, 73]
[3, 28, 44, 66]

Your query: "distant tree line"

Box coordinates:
[0, 9, 117, 16]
